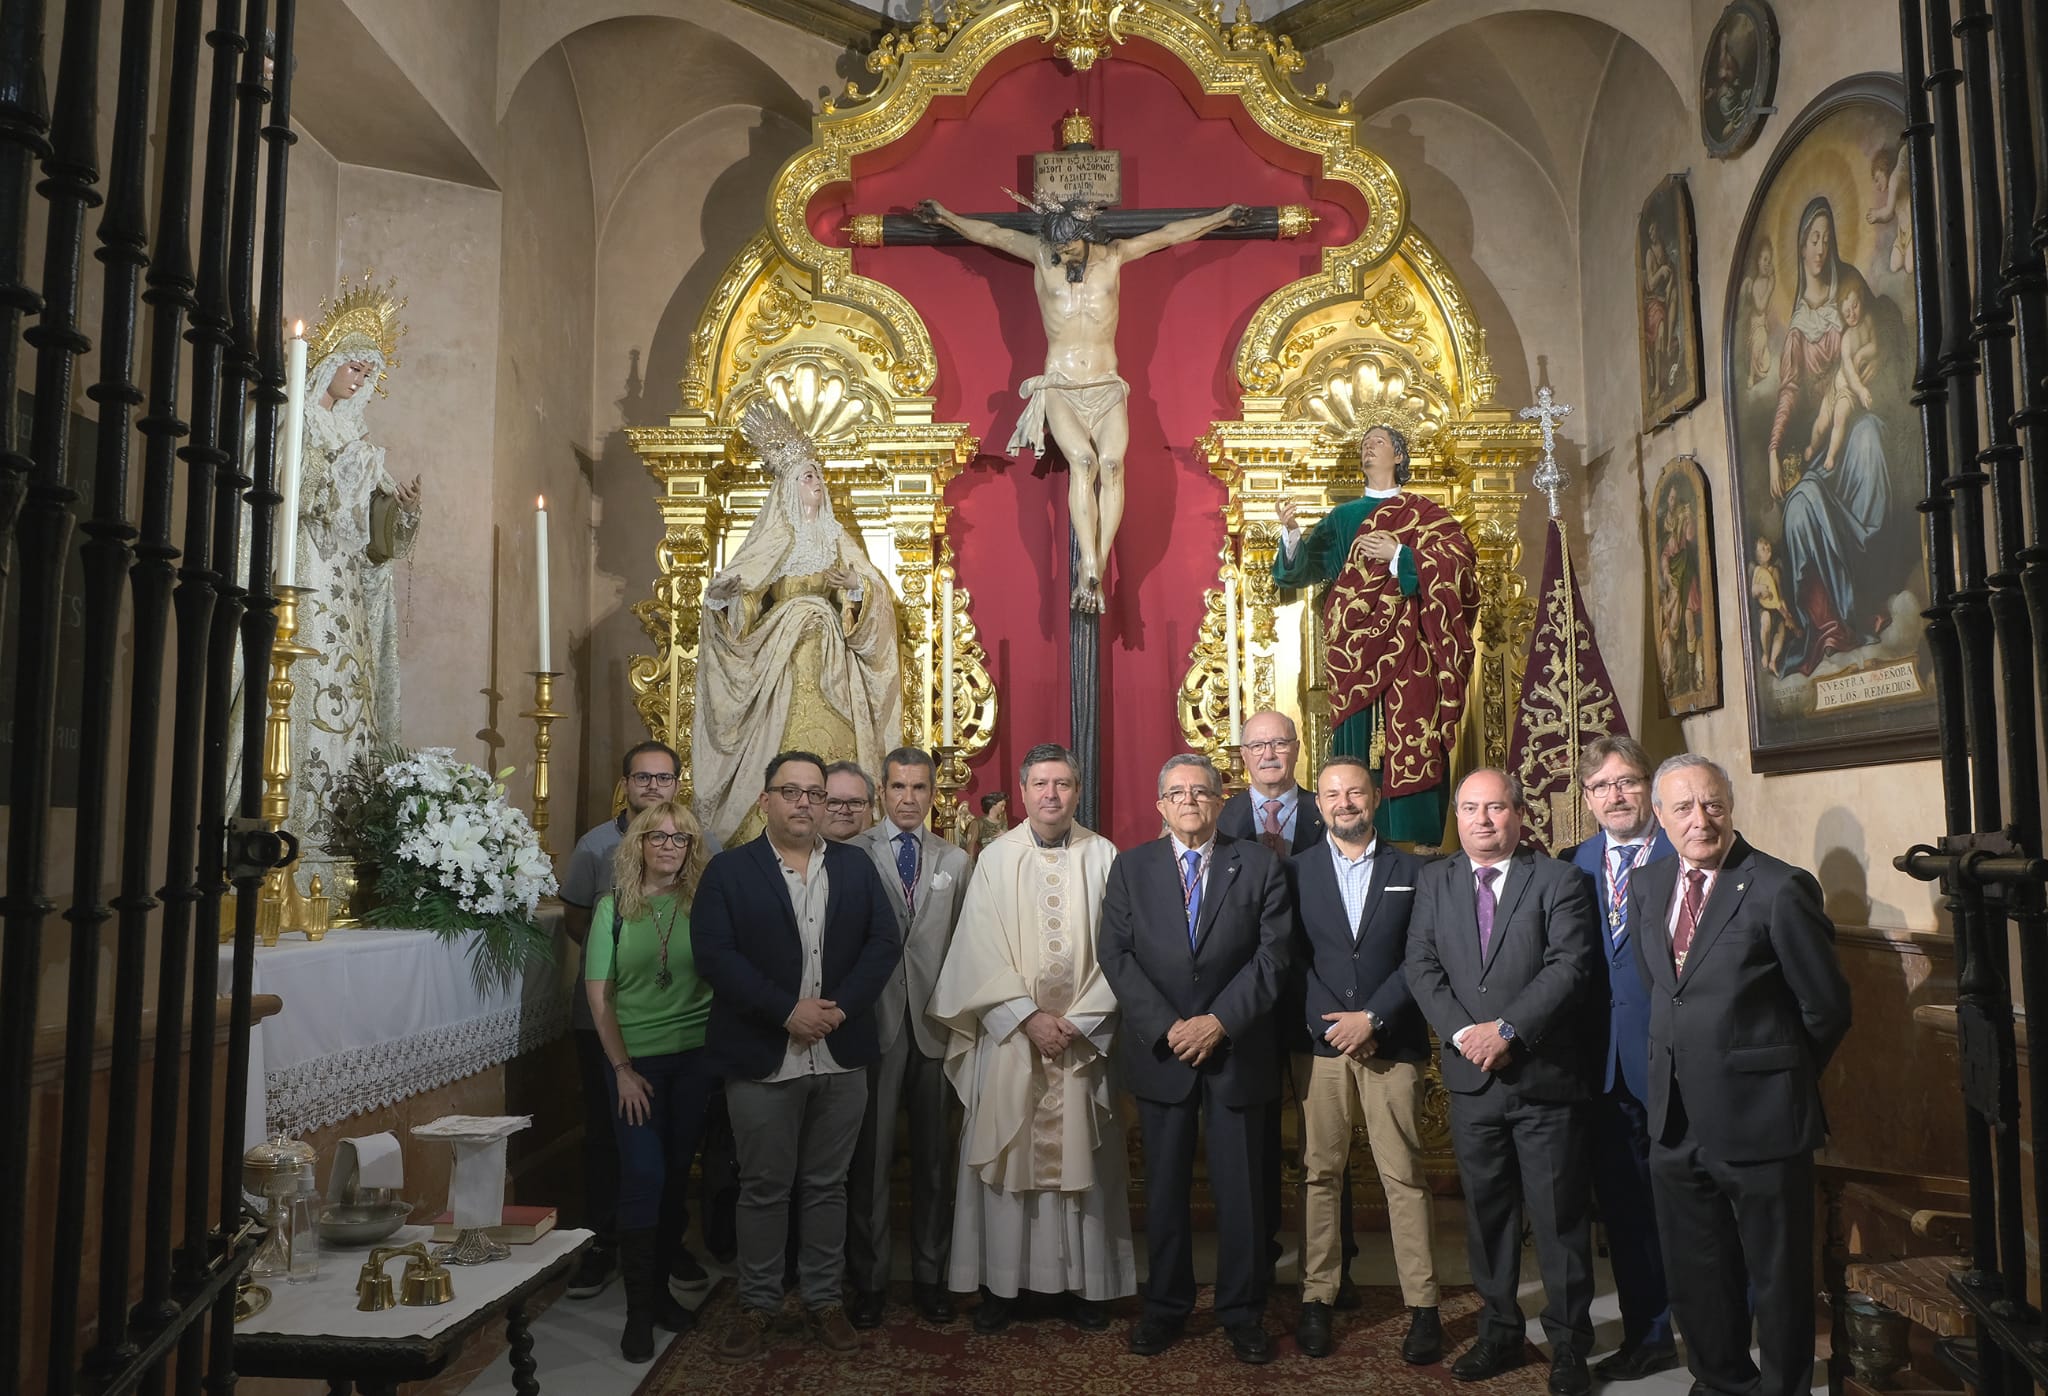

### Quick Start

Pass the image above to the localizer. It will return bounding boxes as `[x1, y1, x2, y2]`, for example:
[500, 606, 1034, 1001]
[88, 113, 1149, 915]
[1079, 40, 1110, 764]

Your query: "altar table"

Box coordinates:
[234, 1224, 591, 1395]
[226, 927, 572, 1149]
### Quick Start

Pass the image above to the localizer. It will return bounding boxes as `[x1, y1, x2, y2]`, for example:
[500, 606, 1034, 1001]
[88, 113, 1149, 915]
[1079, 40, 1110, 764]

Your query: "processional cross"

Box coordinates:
[1519, 385, 1574, 518]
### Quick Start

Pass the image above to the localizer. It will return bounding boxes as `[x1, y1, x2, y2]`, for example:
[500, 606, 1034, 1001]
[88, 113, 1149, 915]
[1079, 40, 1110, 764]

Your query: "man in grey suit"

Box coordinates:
[845, 747, 972, 1327]
[1407, 768, 1602, 1396]
[1630, 755, 1850, 1396]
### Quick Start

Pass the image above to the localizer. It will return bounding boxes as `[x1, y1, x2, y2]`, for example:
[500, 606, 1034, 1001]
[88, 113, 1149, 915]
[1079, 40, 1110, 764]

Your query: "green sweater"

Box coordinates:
[585, 892, 711, 1058]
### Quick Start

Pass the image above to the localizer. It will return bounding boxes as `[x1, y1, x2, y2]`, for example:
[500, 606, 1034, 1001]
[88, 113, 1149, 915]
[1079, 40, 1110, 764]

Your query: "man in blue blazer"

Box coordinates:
[692, 750, 902, 1363]
[1557, 735, 1678, 1380]
[1293, 756, 1439, 1362]
[1101, 753, 1294, 1365]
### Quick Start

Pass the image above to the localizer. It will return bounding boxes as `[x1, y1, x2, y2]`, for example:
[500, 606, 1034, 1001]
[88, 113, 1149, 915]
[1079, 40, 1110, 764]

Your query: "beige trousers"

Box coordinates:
[1301, 1052, 1439, 1307]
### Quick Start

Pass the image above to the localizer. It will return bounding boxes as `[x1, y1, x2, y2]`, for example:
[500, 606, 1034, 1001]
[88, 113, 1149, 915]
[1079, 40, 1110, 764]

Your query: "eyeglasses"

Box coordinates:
[1584, 776, 1646, 798]
[1160, 788, 1220, 806]
[769, 784, 828, 805]
[823, 798, 868, 814]
[627, 771, 678, 788]
[1240, 739, 1299, 754]
[642, 831, 693, 848]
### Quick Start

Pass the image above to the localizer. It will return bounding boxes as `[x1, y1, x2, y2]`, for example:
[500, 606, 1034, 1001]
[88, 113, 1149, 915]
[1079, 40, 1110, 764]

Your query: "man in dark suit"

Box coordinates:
[1217, 709, 1349, 1304]
[1293, 756, 1440, 1362]
[1558, 735, 1679, 1380]
[1101, 753, 1294, 1365]
[1630, 755, 1850, 1396]
[1407, 767, 1602, 1396]
[692, 750, 902, 1363]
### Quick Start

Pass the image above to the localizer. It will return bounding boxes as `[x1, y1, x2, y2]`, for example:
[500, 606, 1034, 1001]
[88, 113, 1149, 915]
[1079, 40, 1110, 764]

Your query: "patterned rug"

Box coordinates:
[637, 1281, 1553, 1395]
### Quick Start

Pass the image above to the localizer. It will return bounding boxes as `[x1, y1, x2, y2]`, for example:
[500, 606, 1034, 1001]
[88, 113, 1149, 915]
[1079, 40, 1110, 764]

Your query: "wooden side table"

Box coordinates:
[233, 1226, 592, 1395]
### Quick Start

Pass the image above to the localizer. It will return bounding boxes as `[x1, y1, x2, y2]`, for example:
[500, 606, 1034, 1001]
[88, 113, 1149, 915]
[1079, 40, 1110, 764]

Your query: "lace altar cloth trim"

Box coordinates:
[264, 994, 569, 1138]
[228, 925, 572, 1144]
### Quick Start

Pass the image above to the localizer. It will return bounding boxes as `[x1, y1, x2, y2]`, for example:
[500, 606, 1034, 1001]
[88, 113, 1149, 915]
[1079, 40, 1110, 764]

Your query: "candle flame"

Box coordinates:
[537, 495, 546, 510]
[291, 318, 303, 337]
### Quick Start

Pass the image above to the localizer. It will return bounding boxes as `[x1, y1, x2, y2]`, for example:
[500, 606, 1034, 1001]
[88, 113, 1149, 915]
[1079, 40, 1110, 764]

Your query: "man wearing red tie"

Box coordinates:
[1629, 755, 1850, 1396]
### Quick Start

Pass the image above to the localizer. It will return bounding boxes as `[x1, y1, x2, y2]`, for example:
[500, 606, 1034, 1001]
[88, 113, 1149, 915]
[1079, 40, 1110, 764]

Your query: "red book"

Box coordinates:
[430, 1205, 557, 1244]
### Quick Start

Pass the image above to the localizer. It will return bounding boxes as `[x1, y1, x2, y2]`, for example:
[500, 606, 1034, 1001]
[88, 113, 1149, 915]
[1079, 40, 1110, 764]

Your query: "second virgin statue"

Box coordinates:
[693, 402, 903, 845]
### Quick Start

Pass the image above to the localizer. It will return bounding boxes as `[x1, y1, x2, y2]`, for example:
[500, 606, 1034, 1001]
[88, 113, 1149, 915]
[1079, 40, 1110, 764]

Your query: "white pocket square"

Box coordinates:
[1384, 884, 1415, 892]
[930, 870, 954, 890]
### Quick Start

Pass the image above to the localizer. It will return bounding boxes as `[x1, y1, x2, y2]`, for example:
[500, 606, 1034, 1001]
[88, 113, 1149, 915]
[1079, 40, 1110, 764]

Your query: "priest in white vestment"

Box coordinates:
[930, 742, 1137, 1332]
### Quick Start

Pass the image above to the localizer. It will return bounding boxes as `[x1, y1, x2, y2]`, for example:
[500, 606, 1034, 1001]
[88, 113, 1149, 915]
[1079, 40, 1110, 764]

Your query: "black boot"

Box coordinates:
[619, 1229, 659, 1363]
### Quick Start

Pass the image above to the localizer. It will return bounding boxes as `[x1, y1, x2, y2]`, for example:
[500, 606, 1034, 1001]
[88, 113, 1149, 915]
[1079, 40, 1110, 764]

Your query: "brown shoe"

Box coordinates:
[811, 1304, 861, 1352]
[716, 1306, 773, 1363]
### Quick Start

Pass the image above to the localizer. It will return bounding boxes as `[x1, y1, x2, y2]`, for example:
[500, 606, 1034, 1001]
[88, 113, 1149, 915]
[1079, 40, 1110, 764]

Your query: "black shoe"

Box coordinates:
[1336, 1273, 1362, 1311]
[849, 1289, 886, 1329]
[1403, 1306, 1444, 1365]
[620, 1309, 655, 1364]
[1453, 1338, 1529, 1382]
[1128, 1315, 1185, 1356]
[1550, 1350, 1591, 1396]
[1296, 1301, 1333, 1358]
[1594, 1341, 1680, 1381]
[973, 1292, 1014, 1334]
[1226, 1321, 1275, 1365]
[1066, 1294, 1109, 1331]
[618, 1229, 662, 1363]
[913, 1282, 956, 1323]
[567, 1247, 617, 1300]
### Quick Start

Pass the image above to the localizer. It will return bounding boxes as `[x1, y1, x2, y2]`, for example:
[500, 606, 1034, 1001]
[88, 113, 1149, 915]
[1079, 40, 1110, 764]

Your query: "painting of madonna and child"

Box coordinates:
[1723, 79, 1935, 773]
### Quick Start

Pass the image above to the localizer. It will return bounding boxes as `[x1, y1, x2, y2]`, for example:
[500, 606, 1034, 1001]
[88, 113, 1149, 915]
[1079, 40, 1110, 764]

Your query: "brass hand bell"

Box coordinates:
[356, 1242, 454, 1311]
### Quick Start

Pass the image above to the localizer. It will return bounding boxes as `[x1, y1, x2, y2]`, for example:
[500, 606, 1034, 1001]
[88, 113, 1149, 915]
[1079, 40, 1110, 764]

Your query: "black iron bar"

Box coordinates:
[1899, 12, 2004, 1384]
[0, 0, 100, 1387]
[105, 0, 202, 1368]
[157, 0, 240, 1324]
[0, 0, 49, 621]
[45, 0, 155, 1384]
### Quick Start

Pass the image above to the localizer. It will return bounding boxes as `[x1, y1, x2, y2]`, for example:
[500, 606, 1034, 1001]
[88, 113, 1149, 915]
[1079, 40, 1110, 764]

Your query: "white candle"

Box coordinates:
[279, 323, 306, 587]
[1225, 572, 1241, 745]
[535, 496, 551, 672]
[941, 574, 956, 746]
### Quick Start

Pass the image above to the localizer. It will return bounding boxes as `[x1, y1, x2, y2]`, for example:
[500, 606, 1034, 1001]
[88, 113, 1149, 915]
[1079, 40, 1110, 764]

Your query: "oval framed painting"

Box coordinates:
[1701, 0, 1780, 160]
[1719, 74, 1934, 773]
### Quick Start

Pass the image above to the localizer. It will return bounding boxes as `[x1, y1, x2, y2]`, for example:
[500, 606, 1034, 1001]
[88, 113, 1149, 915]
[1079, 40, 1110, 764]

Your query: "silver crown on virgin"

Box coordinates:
[738, 400, 820, 479]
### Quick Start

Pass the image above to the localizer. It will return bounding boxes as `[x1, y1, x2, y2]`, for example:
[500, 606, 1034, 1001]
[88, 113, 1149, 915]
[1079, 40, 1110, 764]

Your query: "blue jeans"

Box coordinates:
[604, 1048, 716, 1233]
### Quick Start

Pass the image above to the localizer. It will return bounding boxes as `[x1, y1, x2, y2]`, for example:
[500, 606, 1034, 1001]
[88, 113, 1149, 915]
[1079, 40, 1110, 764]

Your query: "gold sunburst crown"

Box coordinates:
[307, 271, 407, 393]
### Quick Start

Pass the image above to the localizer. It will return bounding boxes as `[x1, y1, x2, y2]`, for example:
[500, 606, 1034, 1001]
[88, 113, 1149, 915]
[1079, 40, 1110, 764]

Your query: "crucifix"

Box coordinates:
[851, 111, 1310, 822]
[1519, 385, 1574, 518]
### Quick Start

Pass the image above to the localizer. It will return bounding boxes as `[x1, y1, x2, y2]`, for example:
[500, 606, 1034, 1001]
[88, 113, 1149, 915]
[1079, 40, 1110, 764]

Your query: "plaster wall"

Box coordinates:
[1567, 2, 1942, 931]
[493, 47, 600, 835]
[338, 0, 504, 180]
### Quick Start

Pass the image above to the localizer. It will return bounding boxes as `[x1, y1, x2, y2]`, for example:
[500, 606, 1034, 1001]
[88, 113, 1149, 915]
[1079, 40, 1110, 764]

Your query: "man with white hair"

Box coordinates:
[1630, 755, 1850, 1396]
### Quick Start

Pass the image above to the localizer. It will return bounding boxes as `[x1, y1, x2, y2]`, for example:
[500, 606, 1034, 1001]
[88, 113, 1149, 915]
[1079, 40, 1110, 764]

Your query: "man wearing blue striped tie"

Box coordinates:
[1100, 753, 1295, 1366]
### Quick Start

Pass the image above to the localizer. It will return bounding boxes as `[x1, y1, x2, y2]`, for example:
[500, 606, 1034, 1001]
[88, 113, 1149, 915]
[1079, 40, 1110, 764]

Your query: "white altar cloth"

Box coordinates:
[227, 927, 572, 1149]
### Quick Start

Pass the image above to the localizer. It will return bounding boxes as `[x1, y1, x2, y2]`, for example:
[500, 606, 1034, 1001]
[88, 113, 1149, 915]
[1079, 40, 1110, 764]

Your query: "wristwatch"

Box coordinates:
[1364, 1010, 1384, 1033]
[1495, 1020, 1517, 1042]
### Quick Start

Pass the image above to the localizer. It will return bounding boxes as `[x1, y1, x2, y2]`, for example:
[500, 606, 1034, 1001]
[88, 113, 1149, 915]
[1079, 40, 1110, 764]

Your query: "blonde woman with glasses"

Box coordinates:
[587, 798, 713, 1363]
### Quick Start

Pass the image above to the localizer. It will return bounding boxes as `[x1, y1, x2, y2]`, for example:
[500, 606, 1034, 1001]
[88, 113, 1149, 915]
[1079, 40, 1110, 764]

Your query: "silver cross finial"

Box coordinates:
[1519, 386, 1574, 519]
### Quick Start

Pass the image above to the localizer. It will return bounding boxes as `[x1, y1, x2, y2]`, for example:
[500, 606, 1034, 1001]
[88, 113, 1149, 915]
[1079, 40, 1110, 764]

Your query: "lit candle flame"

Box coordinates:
[536, 495, 545, 510]
[291, 318, 303, 337]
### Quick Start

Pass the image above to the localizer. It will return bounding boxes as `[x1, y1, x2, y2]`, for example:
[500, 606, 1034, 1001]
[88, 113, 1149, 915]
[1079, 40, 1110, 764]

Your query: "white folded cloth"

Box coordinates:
[341, 1132, 405, 1191]
[413, 1116, 532, 1229]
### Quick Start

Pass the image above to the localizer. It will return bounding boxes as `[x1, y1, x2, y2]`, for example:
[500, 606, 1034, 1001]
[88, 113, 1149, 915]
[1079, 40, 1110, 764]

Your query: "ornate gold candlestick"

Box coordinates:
[522, 671, 564, 857]
[933, 742, 970, 834]
[250, 585, 326, 945]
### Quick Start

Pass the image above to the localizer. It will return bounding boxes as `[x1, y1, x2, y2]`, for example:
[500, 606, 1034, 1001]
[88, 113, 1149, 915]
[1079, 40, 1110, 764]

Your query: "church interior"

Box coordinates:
[3, 0, 2039, 1392]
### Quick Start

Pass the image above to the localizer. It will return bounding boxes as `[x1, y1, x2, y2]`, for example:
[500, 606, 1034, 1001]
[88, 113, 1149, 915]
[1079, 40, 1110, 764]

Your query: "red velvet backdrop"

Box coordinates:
[810, 43, 1365, 845]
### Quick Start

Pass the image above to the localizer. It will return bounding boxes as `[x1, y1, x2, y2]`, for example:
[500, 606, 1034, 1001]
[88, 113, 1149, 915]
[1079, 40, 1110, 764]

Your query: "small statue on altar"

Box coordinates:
[693, 401, 903, 846]
[951, 789, 1009, 859]
[917, 193, 1250, 614]
[1273, 423, 1479, 844]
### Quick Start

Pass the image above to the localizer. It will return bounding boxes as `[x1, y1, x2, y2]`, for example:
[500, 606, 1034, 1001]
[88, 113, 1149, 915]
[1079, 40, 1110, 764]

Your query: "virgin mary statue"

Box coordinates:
[692, 401, 903, 845]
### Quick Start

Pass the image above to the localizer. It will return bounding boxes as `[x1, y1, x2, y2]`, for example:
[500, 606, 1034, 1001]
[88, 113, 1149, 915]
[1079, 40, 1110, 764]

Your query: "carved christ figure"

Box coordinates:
[918, 195, 1250, 613]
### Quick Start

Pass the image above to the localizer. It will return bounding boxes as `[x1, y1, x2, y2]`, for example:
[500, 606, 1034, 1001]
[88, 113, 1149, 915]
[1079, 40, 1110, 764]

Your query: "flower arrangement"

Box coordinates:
[328, 745, 557, 990]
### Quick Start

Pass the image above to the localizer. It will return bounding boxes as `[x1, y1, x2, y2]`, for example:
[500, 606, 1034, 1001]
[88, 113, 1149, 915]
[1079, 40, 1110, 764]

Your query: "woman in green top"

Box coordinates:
[586, 798, 714, 1362]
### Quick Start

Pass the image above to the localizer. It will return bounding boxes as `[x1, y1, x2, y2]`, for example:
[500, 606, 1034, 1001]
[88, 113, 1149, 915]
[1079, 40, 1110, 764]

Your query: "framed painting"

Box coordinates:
[1721, 75, 1935, 773]
[1701, 0, 1780, 160]
[1637, 175, 1704, 429]
[1649, 456, 1722, 717]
